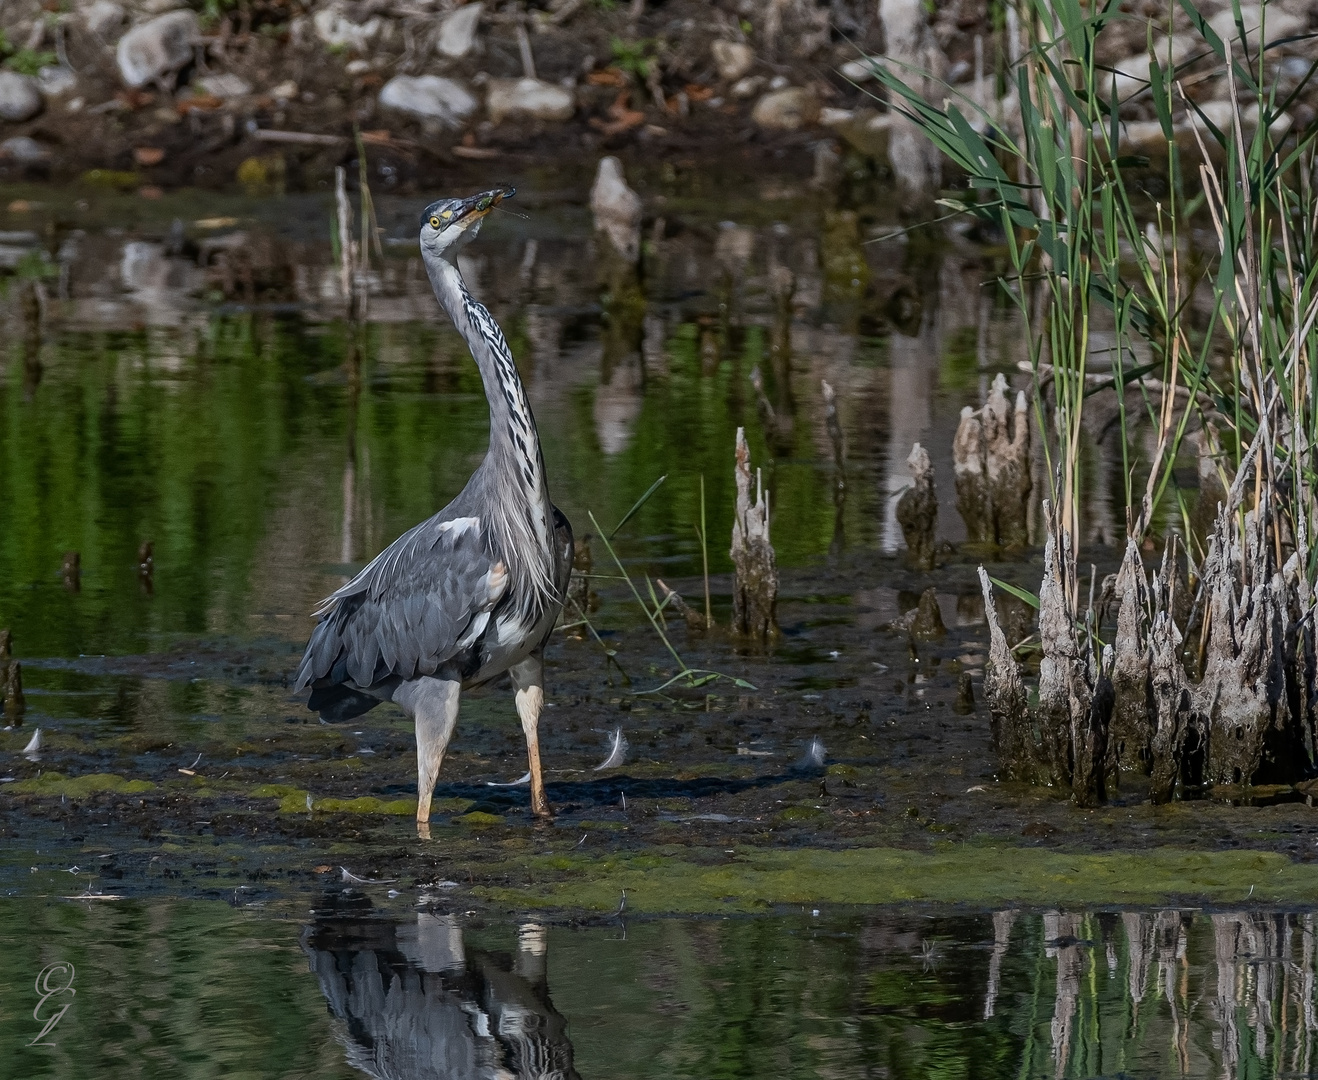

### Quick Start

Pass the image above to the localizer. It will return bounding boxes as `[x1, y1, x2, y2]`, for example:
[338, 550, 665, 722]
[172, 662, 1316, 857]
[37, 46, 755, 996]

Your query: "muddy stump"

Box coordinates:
[896, 442, 937, 570]
[565, 535, 596, 637]
[730, 427, 778, 641]
[977, 567, 1032, 781]
[953, 375, 1030, 546]
[4, 660, 25, 723]
[1109, 539, 1154, 774]
[61, 551, 80, 591]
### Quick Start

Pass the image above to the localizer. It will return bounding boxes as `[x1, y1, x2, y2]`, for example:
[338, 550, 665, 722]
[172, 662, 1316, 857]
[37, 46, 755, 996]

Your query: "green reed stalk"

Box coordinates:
[874, 0, 1318, 607]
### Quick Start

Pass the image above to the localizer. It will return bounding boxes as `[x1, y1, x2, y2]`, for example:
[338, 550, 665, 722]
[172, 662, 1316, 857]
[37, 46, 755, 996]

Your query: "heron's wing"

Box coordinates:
[294, 514, 507, 690]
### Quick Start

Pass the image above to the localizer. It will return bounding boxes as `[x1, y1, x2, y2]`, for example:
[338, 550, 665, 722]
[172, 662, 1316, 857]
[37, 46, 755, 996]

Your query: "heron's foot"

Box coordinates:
[416, 817, 433, 841]
[531, 795, 553, 820]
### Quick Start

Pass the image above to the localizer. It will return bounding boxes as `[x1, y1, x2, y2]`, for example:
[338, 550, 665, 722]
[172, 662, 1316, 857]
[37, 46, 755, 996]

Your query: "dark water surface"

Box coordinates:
[3, 899, 1316, 1079]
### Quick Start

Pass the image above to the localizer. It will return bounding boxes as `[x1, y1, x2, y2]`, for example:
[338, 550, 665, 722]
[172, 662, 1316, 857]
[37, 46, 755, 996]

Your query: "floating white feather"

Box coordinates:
[794, 737, 826, 772]
[593, 727, 629, 771]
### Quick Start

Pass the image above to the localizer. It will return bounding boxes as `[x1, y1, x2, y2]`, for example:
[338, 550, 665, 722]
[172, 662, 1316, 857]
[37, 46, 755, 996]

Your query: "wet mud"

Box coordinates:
[6, 551, 1318, 915]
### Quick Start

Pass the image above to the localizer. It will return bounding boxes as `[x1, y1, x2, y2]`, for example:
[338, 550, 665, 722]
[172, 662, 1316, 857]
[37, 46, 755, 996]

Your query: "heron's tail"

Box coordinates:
[307, 682, 383, 722]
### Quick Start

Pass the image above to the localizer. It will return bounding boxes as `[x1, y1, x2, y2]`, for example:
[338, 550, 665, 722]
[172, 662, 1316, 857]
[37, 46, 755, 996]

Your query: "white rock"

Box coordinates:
[0, 72, 43, 123]
[271, 80, 299, 101]
[345, 59, 371, 75]
[751, 86, 819, 131]
[840, 56, 881, 82]
[0, 136, 49, 163]
[1194, 99, 1236, 132]
[711, 40, 754, 82]
[881, 0, 929, 58]
[197, 72, 251, 98]
[485, 78, 574, 124]
[731, 75, 765, 99]
[140, 0, 184, 13]
[436, 2, 483, 59]
[819, 106, 854, 126]
[379, 74, 477, 127]
[1208, 5, 1304, 47]
[768, 74, 789, 90]
[81, 0, 125, 38]
[1107, 52, 1153, 101]
[590, 156, 642, 262]
[116, 10, 198, 89]
[1106, 36, 1197, 101]
[37, 65, 77, 97]
[1241, 100, 1293, 139]
[313, 3, 381, 51]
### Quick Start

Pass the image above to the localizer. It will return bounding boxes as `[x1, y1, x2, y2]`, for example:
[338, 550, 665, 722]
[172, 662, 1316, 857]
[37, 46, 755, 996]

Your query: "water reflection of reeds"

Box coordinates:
[990, 910, 1318, 1080]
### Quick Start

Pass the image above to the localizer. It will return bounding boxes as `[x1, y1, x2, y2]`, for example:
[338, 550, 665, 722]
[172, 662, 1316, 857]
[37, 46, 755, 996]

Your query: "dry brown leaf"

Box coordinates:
[177, 95, 223, 114]
[586, 67, 628, 87]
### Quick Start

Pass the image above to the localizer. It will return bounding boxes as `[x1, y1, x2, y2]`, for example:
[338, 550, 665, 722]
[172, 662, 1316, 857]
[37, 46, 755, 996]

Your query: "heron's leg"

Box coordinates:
[510, 653, 551, 818]
[393, 676, 461, 837]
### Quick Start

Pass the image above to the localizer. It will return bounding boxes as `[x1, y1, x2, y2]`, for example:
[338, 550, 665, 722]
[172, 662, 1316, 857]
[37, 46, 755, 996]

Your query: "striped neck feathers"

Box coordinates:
[429, 255, 559, 612]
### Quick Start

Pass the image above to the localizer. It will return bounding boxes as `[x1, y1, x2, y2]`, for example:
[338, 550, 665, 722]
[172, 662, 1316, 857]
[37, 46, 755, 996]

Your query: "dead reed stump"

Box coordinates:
[730, 427, 778, 640]
[1034, 501, 1111, 806]
[954, 374, 1030, 546]
[1108, 539, 1153, 773]
[977, 566, 1032, 779]
[4, 660, 25, 723]
[896, 442, 937, 570]
[981, 475, 1318, 804]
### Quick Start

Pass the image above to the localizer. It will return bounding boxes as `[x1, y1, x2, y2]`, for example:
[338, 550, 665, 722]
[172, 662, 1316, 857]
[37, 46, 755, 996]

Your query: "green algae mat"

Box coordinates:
[474, 844, 1318, 913]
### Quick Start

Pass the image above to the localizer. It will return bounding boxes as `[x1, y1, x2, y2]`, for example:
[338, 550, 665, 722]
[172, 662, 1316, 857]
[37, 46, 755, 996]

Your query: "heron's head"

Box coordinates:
[419, 185, 515, 260]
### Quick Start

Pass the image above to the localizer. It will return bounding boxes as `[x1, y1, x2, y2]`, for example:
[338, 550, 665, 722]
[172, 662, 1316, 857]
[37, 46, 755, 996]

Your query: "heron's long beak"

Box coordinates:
[453, 185, 515, 226]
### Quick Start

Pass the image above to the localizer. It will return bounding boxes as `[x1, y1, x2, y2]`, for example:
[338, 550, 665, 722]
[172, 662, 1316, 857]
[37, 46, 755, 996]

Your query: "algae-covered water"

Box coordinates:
[3, 176, 1318, 1077]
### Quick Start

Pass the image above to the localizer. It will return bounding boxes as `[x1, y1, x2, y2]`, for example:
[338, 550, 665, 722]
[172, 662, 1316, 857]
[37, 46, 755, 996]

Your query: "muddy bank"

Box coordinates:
[3, 0, 1318, 200]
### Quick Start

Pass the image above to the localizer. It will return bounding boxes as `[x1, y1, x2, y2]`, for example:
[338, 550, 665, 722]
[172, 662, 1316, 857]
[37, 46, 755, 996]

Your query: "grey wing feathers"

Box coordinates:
[294, 514, 498, 690]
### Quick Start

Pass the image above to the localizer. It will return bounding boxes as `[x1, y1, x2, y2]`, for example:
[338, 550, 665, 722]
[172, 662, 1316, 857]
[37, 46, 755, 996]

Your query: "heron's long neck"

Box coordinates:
[426, 253, 557, 605]
[427, 256, 546, 493]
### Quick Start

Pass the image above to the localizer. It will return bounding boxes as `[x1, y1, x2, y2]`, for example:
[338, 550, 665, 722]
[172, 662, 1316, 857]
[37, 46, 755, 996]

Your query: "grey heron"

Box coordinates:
[294, 185, 573, 835]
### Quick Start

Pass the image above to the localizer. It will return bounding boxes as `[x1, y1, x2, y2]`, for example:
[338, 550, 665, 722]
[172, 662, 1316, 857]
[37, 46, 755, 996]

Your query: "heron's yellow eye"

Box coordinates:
[429, 216, 441, 229]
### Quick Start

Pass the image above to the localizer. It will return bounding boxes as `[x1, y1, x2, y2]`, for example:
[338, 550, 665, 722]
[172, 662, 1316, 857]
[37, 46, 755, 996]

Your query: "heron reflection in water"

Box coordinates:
[294, 186, 574, 835]
[303, 911, 579, 1080]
